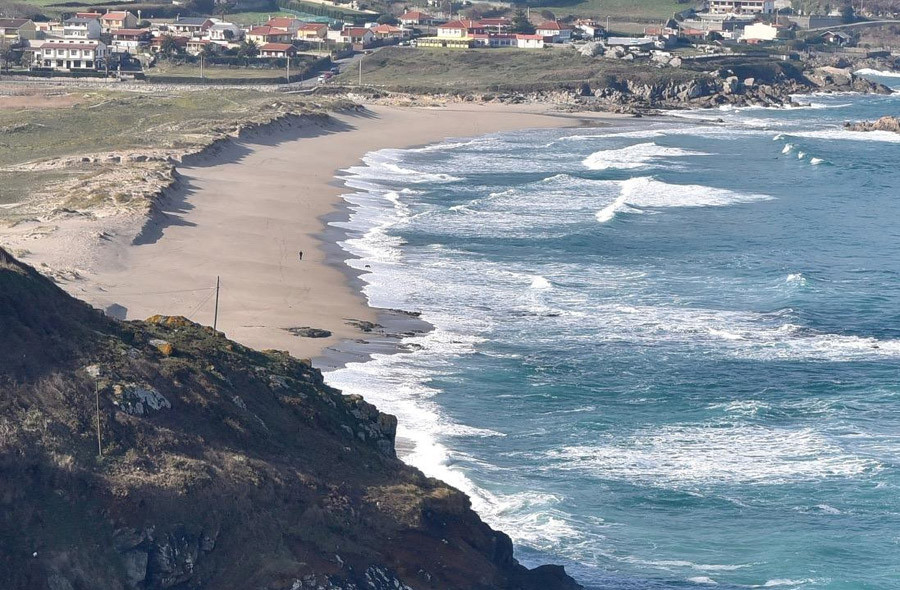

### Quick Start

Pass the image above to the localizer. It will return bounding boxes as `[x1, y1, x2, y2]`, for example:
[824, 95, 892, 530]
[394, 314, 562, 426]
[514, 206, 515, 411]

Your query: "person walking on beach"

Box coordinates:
[298, 251, 303, 261]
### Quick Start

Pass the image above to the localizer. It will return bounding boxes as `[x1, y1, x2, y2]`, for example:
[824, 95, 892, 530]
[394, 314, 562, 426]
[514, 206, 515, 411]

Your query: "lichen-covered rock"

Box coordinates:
[149, 338, 175, 356]
[113, 384, 171, 416]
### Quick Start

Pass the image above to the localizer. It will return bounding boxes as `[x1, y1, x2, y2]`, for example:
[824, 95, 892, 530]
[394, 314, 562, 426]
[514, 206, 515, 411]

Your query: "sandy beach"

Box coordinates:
[8, 102, 619, 363]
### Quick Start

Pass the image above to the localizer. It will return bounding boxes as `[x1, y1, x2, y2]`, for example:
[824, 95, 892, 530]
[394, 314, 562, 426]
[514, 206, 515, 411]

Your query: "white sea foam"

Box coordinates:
[689, 577, 719, 585]
[782, 143, 793, 154]
[786, 273, 807, 286]
[791, 128, 900, 143]
[582, 142, 710, 171]
[855, 67, 900, 79]
[757, 578, 822, 588]
[810, 157, 825, 165]
[545, 425, 879, 487]
[797, 151, 806, 159]
[596, 177, 773, 223]
[530, 275, 552, 290]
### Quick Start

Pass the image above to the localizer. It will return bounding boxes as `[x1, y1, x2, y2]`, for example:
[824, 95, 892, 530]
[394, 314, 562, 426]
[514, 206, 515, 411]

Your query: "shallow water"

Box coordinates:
[326, 76, 900, 590]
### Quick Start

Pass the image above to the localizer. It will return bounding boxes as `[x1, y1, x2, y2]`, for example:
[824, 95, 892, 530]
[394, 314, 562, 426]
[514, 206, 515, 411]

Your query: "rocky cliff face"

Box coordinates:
[0, 248, 581, 590]
[583, 65, 892, 113]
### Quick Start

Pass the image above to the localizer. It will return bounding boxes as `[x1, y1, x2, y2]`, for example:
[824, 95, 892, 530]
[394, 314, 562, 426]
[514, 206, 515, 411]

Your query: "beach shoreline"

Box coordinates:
[3, 102, 627, 366]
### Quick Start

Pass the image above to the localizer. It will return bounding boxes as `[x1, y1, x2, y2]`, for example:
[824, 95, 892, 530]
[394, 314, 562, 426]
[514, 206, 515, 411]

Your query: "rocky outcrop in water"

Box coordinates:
[844, 115, 900, 134]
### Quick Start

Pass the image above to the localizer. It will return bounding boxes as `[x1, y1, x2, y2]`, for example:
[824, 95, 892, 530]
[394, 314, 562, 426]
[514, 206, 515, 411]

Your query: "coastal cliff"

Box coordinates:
[0, 247, 581, 590]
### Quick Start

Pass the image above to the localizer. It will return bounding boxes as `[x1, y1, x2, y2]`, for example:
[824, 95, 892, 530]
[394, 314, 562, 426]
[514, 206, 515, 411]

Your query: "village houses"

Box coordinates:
[0, 18, 37, 42]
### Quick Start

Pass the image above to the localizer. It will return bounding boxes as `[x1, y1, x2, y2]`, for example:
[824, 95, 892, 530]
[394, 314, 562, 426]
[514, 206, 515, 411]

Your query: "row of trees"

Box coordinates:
[157, 36, 262, 58]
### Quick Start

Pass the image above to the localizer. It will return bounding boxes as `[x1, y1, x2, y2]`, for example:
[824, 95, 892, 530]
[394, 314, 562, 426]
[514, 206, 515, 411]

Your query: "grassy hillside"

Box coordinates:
[531, 0, 696, 21]
[0, 247, 581, 590]
[349, 46, 701, 93]
[0, 89, 338, 220]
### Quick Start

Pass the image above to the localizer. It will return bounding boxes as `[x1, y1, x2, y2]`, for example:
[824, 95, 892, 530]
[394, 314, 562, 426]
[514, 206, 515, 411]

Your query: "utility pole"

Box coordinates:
[286, 55, 290, 82]
[200, 53, 203, 79]
[358, 57, 362, 86]
[213, 276, 220, 330]
[95, 382, 102, 457]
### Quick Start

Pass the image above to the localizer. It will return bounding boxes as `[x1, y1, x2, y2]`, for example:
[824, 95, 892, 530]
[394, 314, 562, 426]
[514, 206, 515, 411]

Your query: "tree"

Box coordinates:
[840, 3, 855, 22]
[510, 7, 535, 34]
[540, 9, 555, 20]
[0, 41, 18, 74]
[377, 14, 398, 24]
[158, 35, 182, 57]
[201, 42, 218, 58]
[237, 40, 259, 58]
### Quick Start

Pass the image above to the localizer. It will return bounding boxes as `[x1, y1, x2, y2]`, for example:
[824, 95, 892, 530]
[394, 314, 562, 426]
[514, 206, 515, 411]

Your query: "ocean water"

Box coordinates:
[325, 76, 900, 590]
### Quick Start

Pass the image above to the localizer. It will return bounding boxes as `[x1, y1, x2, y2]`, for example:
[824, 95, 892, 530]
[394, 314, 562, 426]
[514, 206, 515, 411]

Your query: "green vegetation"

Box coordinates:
[530, 0, 697, 22]
[222, 9, 299, 25]
[346, 46, 700, 92]
[0, 89, 336, 216]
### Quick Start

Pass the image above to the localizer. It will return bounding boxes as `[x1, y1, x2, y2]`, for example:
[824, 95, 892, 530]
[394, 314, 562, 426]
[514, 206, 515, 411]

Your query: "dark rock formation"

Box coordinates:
[0, 248, 581, 590]
[844, 115, 900, 134]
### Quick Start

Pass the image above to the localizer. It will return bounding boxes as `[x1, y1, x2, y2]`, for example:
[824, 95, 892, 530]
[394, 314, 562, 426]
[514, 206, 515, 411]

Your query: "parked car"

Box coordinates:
[329, 66, 340, 74]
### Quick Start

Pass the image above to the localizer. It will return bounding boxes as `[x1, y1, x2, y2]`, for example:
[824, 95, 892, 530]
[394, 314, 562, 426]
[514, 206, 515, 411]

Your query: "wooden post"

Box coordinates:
[213, 276, 220, 330]
[95, 383, 102, 457]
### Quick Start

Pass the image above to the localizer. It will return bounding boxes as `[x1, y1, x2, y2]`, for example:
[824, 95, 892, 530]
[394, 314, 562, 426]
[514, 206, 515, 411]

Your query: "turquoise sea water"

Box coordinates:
[325, 73, 900, 590]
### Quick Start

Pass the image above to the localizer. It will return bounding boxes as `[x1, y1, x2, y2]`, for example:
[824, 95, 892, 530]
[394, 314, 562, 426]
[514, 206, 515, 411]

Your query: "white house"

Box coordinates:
[39, 38, 107, 70]
[535, 21, 572, 42]
[708, 0, 774, 13]
[741, 22, 782, 42]
[208, 22, 243, 42]
[516, 33, 545, 48]
[63, 17, 102, 40]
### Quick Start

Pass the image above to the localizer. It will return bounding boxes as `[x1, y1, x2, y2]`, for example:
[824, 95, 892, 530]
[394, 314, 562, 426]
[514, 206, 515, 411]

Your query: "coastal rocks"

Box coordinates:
[844, 115, 900, 134]
[578, 41, 604, 57]
[344, 393, 398, 457]
[286, 326, 333, 338]
[113, 383, 171, 416]
[806, 66, 893, 94]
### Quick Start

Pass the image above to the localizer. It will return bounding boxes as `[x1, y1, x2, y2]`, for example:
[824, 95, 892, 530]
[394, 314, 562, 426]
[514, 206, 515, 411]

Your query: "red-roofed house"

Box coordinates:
[370, 24, 409, 40]
[259, 42, 297, 57]
[100, 11, 137, 33]
[295, 22, 327, 41]
[74, 12, 102, 20]
[247, 26, 293, 44]
[516, 33, 545, 48]
[477, 18, 512, 32]
[535, 21, 572, 42]
[340, 26, 375, 47]
[436, 20, 482, 38]
[150, 35, 188, 53]
[399, 11, 434, 26]
[39, 38, 107, 70]
[111, 28, 151, 52]
[265, 17, 302, 34]
[0, 18, 37, 41]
